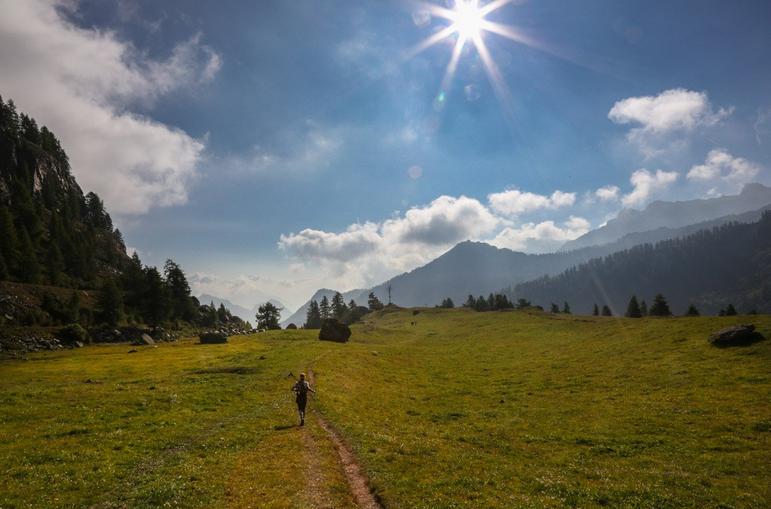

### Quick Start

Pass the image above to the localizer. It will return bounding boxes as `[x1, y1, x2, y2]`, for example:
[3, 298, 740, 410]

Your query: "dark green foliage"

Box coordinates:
[319, 296, 331, 320]
[725, 303, 737, 316]
[0, 203, 19, 277]
[438, 298, 455, 308]
[331, 292, 346, 320]
[601, 305, 612, 316]
[639, 300, 648, 317]
[468, 293, 514, 312]
[368, 292, 384, 311]
[593, 303, 599, 316]
[625, 295, 642, 318]
[46, 241, 65, 286]
[57, 323, 90, 344]
[96, 278, 124, 327]
[16, 226, 41, 284]
[304, 300, 322, 329]
[464, 295, 476, 308]
[256, 302, 282, 330]
[649, 293, 672, 317]
[164, 259, 196, 321]
[684, 304, 700, 317]
[515, 298, 530, 309]
[550, 302, 560, 313]
[143, 267, 170, 327]
[562, 301, 571, 314]
[0, 250, 7, 280]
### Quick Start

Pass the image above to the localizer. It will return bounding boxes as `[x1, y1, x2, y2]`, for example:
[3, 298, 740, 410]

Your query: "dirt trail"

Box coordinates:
[307, 369, 382, 509]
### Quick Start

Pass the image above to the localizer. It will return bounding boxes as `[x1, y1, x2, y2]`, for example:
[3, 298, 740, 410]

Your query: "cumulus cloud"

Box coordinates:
[0, 0, 220, 215]
[609, 89, 731, 157]
[189, 272, 304, 309]
[609, 88, 729, 133]
[622, 168, 678, 207]
[687, 149, 761, 182]
[279, 195, 500, 288]
[490, 216, 591, 253]
[487, 188, 576, 218]
[595, 185, 620, 202]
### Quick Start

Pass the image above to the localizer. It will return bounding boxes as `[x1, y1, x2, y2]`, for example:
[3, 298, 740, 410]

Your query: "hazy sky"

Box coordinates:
[0, 0, 769, 310]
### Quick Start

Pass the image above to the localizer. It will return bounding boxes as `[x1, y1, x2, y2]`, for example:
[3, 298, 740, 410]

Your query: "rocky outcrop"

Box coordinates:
[199, 332, 228, 344]
[318, 318, 351, 343]
[708, 324, 766, 346]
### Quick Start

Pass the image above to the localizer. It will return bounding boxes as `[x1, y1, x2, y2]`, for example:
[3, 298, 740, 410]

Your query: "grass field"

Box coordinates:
[1, 308, 769, 508]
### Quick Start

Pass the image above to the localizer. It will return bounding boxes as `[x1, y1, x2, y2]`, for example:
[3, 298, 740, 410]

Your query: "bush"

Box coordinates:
[58, 323, 90, 344]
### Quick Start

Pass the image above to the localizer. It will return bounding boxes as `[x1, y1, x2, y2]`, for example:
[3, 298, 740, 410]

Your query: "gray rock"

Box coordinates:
[139, 334, 155, 346]
[128, 349, 138, 354]
[199, 332, 228, 344]
[708, 324, 766, 346]
[318, 318, 351, 343]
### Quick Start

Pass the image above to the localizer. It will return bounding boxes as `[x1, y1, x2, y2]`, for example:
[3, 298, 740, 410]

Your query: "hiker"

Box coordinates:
[291, 373, 316, 426]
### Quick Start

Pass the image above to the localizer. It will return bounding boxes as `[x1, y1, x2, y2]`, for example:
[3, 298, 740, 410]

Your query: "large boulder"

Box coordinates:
[139, 334, 155, 346]
[319, 318, 351, 343]
[286, 323, 298, 330]
[199, 332, 228, 344]
[708, 324, 765, 347]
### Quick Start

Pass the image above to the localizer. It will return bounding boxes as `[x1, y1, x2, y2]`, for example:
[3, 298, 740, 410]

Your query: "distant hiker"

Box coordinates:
[291, 373, 316, 426]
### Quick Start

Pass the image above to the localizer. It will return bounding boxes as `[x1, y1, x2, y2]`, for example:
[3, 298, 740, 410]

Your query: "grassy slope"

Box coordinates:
[0, 309, 769, 508]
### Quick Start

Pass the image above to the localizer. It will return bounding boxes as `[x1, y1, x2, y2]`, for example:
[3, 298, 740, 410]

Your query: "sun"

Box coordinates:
[452, 0, 484, 40]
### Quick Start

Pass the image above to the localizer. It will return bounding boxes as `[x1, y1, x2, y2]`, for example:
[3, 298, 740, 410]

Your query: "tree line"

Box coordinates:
[303, 292, 383, 328]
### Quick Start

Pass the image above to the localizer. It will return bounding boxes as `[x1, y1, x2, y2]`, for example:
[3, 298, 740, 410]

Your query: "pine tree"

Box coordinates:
[143, 267, 170, 327]
[550, 303, 560, 313]
[601, 305, 612, 317]
[368, 292, 384, 311]
[593, 303, 599, 316]
[0, 203, 19, 274]
[217, 303, 230, 323]
[625, 295, 642, 318]
[16, 226, 41, 283]
[684, 304, 700, 317]
[256, 302, 282, 330]
[0, 251, 8, 281]
[649, 293, 672, 317]
[304, 300, 322, 329]
[96, 277, 123, 327]
[562, 301, 571, 314]
[46, 242, 65, 286]
[319, 296, 331, 320]
[331, 292, 346, 320]
[122, 252, 146, 314]
[164, 259, 195, 321]
[640, 300, 648, 317]
[464, 295, 476, 308]
[725, 303, 737, 316]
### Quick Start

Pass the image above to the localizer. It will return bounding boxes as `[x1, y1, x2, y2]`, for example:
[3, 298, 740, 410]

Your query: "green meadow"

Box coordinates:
[1, 308, 769, 508]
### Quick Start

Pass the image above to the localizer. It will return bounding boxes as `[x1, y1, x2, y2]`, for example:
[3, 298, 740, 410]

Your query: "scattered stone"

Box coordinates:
[139, 334, 155, 346]
[708, 324, 766, 346]
[84, 379, 102, 384]
[318, 318, 351, 343]
[259, 355, 266, 360]
[286, 323, 298, 330]
[73, 341, 83, 349]
[128, 349, 138, 354]
[371, 350, 379, 356]
[199, 332, 228, 344]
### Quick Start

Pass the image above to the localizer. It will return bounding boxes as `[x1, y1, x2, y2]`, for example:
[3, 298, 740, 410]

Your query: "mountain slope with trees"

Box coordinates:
[514, 212, 771, 316]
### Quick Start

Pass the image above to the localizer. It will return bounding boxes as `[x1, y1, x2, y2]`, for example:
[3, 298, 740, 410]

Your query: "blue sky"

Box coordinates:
[1, 0, 769, 310]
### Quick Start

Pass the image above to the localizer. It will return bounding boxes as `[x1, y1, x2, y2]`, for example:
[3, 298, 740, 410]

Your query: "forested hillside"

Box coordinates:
[0, 97, 239, 332]
[515, 213, 771, 316]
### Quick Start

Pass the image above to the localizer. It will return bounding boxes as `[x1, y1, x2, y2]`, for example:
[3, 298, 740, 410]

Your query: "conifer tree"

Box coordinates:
[649, 293, 672, 317]
[331, 292, 346, 320]
[625, 295, 642, 318]
[562, 301, 571, 314]
[319, 295, 331, 320]
[164, 259, 195, 321]
[593, 303, 599, 316]
[16, 226, 41, 283]
[640, 300, 648, 317]
[46, 242, 65, 286]
[601, 305, 612, 317]
[550, 303, 560, 313]
[368, 292, 384, 311]
[464, 295, 476, 308]
[256, 302, 282, 330]
[0, 251, 8, 281]
[684, 304, 700, 317]
[96, 277, 123, 327]
[143, 267, 170, 327]
[304, 300, 322, 328]
[725, 303, 737, 316]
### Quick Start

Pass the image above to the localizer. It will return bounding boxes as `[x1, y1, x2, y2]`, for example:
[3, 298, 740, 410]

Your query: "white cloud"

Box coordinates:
[687, 149, 761, 183]
[488, 188, 576, 218]
[756, 107, 771, 145]
[0, 0, 220, 215]
[595, 185, 620, 202]
[609, 88, 729, 133]
[622, 168, 678, 207]
[490, 216, 590, 253]
[279, 195, 500, 289]
[609, 89, 731, 158]
[189, 272, 304, 310]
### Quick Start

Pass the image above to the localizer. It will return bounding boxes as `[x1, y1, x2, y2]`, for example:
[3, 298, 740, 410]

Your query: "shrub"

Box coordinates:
[58, 323, 90, 344]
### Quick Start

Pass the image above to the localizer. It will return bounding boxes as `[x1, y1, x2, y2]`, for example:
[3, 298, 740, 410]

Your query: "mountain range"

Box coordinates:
[283, 183, 771, 326]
